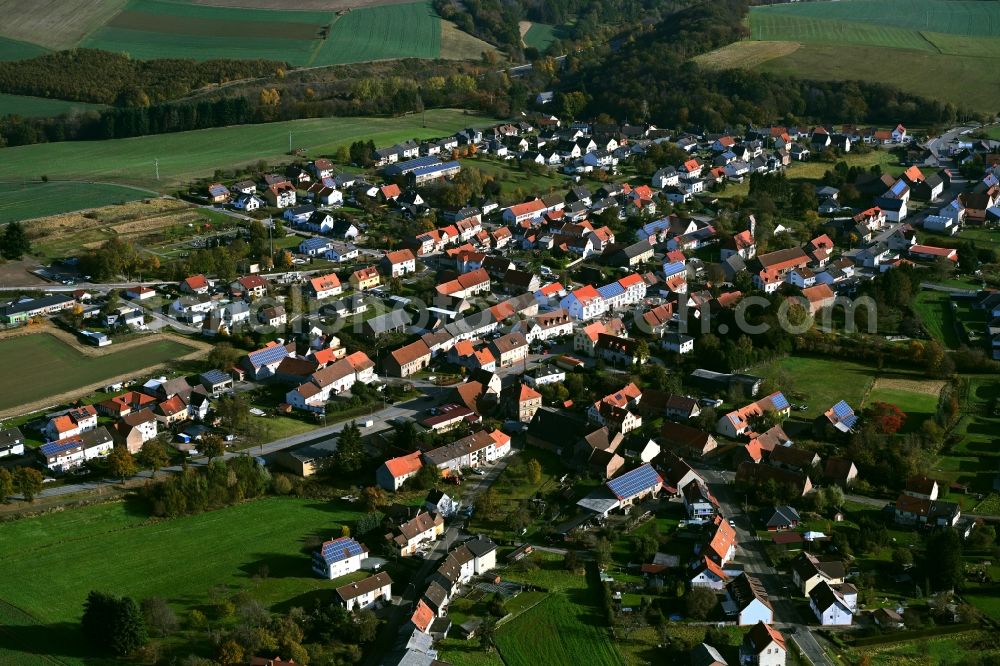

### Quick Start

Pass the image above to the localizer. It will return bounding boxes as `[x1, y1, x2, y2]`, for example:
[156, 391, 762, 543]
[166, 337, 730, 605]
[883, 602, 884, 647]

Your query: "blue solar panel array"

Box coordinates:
[40, 439, 80, 457]
[769, 392, 790, 411]
[607, 464, 663, 500]
[597, 283, 625, 299]
[832, 400, 859, 429]
[321, 537, 366, 564]
[663, 261, 686, 277]
[248, 344, 289, 368]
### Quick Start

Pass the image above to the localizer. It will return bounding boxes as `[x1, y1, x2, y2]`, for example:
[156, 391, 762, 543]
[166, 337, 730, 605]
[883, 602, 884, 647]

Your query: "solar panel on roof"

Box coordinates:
[597, 283, 625, 299]
[841, 414, 859, 429]
[606, 464, 662, 500]
[770, 393, 789, 411]
[249, 345, 288, 367]
[663, 261, 686, 277]
[832, 401, 853, 419]
[322, 537, 365, 563]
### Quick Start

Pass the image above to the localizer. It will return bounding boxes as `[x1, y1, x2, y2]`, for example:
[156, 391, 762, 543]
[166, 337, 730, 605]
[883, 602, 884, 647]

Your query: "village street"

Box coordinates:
[697, 466, 835, 666]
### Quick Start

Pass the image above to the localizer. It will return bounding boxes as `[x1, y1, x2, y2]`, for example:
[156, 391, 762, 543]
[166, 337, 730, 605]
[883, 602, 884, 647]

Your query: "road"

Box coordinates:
[697, 466, 834, 666]
[364, 455, 510, 665]
[22, 393, 433, 501]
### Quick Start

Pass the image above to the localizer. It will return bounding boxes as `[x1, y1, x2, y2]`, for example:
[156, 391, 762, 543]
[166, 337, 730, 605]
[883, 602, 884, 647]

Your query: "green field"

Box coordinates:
[734, 0, 1000, 112]
[73, 0, 458, 65]
[314, 2, 441, 65]
[751, 0, 1000, 39]
[0, 93, 105, 119]
[0, 181, 155, 223]
[0, 497, 363, 664]
[866, 386, 940, 426]
[523, 23, 559, 51]
[914, 290, 960, 347]
[0, 109, 499, 189]
[0, 333, 197, 411]
[0, 35, 48, 61]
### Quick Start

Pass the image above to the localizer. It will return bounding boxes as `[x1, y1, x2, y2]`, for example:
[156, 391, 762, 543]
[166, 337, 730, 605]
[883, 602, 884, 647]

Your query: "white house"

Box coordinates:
[740, 621, 787, 666]
[726, 574, 774, 626]
[376, 452, 423, 491]
[313, 536, 368, 579]
[0, 427, 25, 458]
[809, 581, 856, 626]
[559, 285, 607, 321]
[38, 427, 115, 472]
[690, 557, 729, 591]
[336, 572, 392, 612]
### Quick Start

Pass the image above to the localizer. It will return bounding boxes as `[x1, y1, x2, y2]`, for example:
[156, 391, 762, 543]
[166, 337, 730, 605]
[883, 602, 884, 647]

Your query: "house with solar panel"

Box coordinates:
[241, 342, 293, 380]
[821, 401, 859, 434]
[38, 426, 115, 472]
[717, 392, 791, 439]
[606, 463, 663, 510]
[313, 536, 368, 579]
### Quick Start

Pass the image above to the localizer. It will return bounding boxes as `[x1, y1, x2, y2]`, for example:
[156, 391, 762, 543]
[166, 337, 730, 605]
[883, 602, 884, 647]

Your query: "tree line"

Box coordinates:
[0, 49, 284, 105]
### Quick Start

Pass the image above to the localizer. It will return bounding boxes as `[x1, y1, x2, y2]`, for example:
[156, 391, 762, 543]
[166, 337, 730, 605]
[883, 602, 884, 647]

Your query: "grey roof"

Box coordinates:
[0, 427, 24, 451]
[200, 369, 232, 385]
[365, 310, 413, 334]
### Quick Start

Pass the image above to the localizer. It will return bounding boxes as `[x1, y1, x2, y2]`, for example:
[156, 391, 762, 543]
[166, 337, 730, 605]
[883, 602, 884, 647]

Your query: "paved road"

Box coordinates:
[697, 466, 834, 666]
[23, 394, 434, 501]
[364, 456, 510, 665]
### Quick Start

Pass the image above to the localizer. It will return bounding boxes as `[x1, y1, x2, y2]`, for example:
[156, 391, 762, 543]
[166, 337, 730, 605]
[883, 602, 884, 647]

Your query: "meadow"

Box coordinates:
[0, 109, 499, 189]
[0, 0, 127, 51]
[0, 93, 105, 119]
[0, 497, 364, 664]
[695, 0, 1000, 112]
[0, 333, 197, 411]
[759, 355, 878, 419]
[0, 181, 155, 224]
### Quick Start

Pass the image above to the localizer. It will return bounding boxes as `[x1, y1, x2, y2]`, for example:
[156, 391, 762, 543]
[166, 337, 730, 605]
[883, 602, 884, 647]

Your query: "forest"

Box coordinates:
[0, 49, 284, 105]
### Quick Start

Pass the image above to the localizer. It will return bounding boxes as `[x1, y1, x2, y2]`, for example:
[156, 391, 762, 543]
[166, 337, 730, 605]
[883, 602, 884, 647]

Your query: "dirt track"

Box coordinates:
[871, 377, 946, 397]
[0, 326, 212, 419]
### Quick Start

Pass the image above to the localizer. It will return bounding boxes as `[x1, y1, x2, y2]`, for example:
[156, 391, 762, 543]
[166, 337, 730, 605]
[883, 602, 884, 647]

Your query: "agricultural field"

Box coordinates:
[0, 93, 106, 119]
[693, 0, 1000, 111]
[0, 332, 198, 412]
[0, 0, 127, 50]
[0, 497, 364, 665]
[0, 36, 48, 61]
[20, 197, 230, 260]
[0, 181, 155, 225]
[0, 109, 499, 189]
[313, 1, 440, 65]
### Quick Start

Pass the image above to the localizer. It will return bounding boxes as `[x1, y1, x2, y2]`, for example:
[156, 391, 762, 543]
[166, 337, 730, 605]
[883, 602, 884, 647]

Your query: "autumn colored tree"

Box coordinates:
[868, 402, 906, 434]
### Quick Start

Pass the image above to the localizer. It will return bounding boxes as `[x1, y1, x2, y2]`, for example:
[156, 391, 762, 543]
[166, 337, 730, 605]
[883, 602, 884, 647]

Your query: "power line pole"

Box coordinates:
[288, 131, 292, 153]
[154, 159, 159, 181]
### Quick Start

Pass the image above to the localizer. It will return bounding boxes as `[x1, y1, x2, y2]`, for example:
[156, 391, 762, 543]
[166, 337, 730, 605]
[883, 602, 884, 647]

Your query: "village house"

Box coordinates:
[350, 266, 381, 291]
[422, 430, 511, 476]
[717, 392, 791, 438]
[381, 249, 417, 277]
[38, 426, 115, 472]
[792, 552, 846, 596]
[45, 405, 98, 441]
[336, 571, 392, 612]
[114, 409, 158, 453]
[809, 581, 857, 626]
[0, 427, 25, 458]
[388, 511, 445, 557]
[313, 536, 368, 579]
[606, 463, 663, 509]
[726, 574, 774, 626]
[309, 273, 343, 300]
[376, 452, 423, 491]
[740, 622, 786, 666]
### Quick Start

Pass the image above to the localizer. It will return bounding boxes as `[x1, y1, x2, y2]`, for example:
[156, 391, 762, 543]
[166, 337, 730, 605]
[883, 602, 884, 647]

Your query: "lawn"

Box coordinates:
[464, 158, 569, 203]
[0, 181, 156, 224]
[0, 333, 197, 412]
[313, 1, 441, 65]
[755, 355, 878, 419]
[855, 630, 1000, 665]
[913, 290, 961, 347]
[494, 556, 625, 666]
[0, 110, 500, 189]
[0, 497, 365, 665]
[523, 23, 559, 51]
[866, 386, 940, 428]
